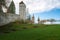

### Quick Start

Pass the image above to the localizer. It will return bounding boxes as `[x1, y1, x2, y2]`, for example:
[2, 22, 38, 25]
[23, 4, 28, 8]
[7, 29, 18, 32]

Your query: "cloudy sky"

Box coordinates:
[7, 0, 60, 23]
[13, 0, 60, 14]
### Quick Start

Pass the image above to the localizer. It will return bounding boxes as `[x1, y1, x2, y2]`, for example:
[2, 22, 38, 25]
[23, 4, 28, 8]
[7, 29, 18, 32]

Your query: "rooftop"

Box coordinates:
[19, 1, 24, 4]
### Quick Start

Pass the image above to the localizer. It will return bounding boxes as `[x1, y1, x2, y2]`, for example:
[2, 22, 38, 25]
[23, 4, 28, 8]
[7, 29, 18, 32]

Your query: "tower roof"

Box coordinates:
[19, 1, 24, 4]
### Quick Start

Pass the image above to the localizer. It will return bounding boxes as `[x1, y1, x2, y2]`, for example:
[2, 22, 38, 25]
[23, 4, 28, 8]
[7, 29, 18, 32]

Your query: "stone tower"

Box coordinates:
[38, 17, 40, 24]
[19, 1, 26, 21]
[31, 14, 34, 24]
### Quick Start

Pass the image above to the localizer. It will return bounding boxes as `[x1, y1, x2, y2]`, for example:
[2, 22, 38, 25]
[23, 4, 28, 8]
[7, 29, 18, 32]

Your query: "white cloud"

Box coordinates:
[13, 0, 60, 14]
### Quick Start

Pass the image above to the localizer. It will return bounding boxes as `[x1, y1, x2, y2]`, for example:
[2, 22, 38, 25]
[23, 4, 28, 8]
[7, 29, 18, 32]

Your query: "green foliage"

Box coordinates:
[27, 15, 31, 21]
[8, 0, 15, 14]
[49, 19, 56, 24]
[26, 15, 31, 24]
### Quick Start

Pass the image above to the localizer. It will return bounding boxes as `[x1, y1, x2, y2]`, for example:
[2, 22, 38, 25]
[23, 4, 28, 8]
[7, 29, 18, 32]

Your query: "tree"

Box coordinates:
[25, 15, 31, 24]
[27, 15, 31, 21]
[8, 0, 15, 14]
[49, 19, 56, 24]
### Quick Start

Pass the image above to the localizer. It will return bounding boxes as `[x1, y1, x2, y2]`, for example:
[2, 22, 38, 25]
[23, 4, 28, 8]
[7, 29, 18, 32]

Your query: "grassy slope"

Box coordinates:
[0, 24, 60, 40]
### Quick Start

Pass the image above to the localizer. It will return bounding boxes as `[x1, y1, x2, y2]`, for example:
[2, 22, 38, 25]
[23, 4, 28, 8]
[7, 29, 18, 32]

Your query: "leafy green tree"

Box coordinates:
[8, 0, 15, 14]
[26, 15, 31, 23]
[49, 19, 56, 24]
[47, 19, 56, 24]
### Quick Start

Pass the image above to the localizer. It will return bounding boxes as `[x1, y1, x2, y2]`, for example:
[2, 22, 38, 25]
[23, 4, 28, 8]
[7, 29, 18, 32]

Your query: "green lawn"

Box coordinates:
[0, 24, 60, 40]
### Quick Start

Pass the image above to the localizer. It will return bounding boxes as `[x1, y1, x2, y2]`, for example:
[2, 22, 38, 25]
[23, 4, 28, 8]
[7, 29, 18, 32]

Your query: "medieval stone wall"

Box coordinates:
[0, 13, 20, 26]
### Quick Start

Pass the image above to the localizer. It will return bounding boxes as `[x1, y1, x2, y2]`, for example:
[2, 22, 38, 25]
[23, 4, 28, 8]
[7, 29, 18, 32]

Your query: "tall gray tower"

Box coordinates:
[19, 1, 26, 21]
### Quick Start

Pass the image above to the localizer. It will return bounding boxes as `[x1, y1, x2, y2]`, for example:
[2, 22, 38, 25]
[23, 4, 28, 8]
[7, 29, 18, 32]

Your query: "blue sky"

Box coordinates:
[33, 8, 60, 20]
[30, 8, 60, 23]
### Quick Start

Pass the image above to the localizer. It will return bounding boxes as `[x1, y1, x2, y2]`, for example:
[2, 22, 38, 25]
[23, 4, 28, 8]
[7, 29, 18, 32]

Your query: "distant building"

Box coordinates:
[19, 1, 27, 21]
